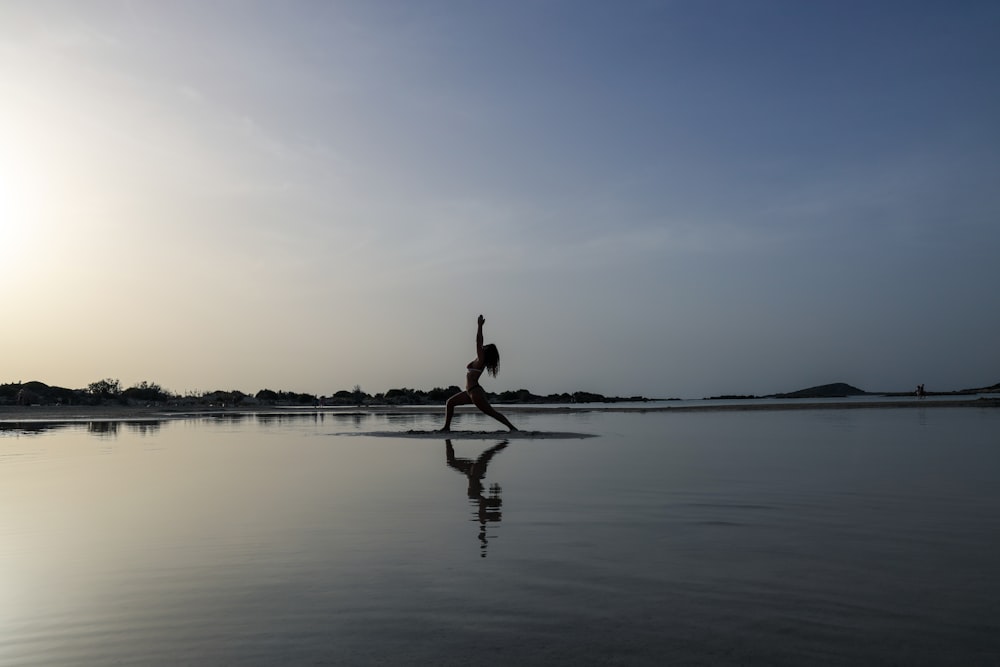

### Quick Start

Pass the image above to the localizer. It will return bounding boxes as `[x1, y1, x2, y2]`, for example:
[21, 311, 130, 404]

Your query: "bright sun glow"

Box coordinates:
[0, 142, 39, 272]
[0, 74, 114, 283]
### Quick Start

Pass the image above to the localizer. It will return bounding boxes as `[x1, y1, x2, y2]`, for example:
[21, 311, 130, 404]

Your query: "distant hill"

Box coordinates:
[964, 381, 1000, 394]
[0, 381, 82, 405]
[771, 382, 868, 399]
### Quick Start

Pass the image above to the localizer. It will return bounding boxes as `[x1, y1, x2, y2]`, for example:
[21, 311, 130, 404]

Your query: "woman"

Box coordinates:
[440, 315, 517, 432]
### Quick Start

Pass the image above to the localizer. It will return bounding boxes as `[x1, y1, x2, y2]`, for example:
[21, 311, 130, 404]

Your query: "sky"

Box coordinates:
[1, 0, 998, 399]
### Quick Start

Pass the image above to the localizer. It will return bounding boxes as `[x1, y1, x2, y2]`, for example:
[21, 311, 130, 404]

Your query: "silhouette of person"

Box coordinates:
[440, 315, 517, 432]
[445, 439, 507, 557]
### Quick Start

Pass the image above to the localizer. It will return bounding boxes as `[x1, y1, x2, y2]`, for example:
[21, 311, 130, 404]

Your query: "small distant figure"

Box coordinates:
[916, 384, 926, 399]
[15, 388, 40, 406]
[440, 315, 517, 432]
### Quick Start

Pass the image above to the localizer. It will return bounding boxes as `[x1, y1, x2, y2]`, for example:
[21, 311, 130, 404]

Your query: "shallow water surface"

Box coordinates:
[2, 408, 999, 665]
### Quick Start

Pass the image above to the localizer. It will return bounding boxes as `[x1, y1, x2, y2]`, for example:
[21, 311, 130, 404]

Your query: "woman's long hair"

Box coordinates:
[483, 344, 500, 377]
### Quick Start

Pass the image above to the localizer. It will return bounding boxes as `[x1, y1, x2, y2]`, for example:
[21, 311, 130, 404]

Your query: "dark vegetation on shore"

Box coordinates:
[3, 378, 997, 410]
[0, 379, 651, 408]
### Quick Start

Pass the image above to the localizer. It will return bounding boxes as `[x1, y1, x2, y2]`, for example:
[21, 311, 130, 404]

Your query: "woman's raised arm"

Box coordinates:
[476, 315, 485, 358]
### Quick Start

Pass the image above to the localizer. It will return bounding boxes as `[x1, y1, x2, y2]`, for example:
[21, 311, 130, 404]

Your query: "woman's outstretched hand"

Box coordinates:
[478, 314, 485, 326]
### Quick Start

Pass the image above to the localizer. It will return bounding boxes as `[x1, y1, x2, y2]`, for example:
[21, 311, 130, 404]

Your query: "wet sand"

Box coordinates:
[353, 429, 596, 439]
[1, 397, 997, 424]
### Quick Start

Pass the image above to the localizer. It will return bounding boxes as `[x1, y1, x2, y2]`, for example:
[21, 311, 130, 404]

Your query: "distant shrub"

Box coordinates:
[123, 381, 172, 403]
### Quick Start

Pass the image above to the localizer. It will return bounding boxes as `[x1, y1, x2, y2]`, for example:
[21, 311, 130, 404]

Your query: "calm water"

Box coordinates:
[2, 408, 999, 666]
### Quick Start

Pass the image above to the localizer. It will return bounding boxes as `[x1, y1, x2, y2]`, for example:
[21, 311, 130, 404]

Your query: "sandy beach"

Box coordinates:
[352, 429, 596, 439]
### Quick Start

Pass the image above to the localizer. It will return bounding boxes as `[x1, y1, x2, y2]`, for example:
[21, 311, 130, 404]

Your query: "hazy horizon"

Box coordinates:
[3, 1, 998, 399]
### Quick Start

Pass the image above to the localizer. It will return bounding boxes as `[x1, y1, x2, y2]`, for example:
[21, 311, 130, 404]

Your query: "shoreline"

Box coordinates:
[1, 397, 997, 424]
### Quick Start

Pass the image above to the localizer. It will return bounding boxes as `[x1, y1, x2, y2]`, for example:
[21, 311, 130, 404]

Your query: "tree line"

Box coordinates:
[1, 379, 650, 407]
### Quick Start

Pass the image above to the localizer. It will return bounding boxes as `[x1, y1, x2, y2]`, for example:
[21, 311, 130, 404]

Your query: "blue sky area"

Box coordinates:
[1, 1, 998, 398]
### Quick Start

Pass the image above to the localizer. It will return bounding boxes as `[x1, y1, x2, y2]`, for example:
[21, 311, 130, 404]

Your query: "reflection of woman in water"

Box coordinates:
[440, 315, 517, 432]
[445, 440, 507, 557]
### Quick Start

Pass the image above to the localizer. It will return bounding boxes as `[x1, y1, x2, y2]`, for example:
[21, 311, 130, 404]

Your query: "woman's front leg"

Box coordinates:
[441, 390, 472, 431]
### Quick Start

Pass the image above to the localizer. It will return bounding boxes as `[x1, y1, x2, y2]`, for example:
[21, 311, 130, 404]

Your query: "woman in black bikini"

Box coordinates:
[440, 315, 518, 432]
